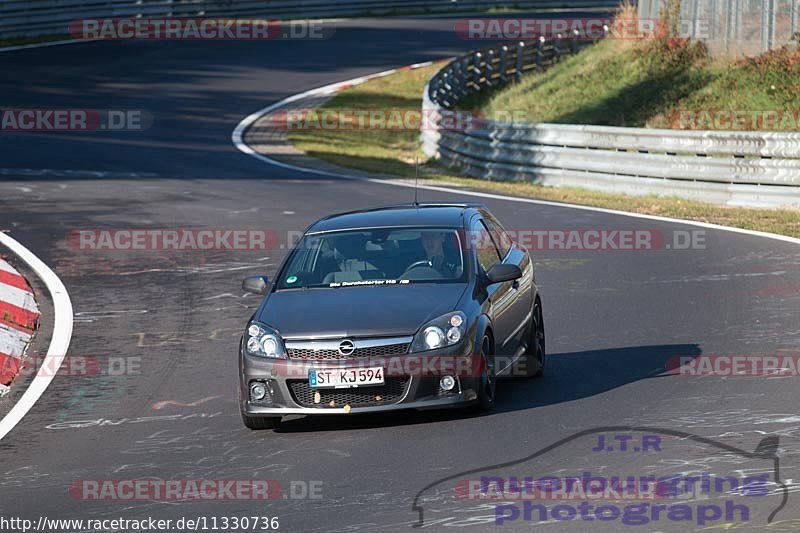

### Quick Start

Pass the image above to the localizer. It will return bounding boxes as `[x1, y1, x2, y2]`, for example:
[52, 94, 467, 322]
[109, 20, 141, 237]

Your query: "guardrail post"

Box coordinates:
[515, 42, 525, 82]
[440, 71, 451, 106]
[554, 34, 562, 62]
[472, 52, 482, 92]
[485, 49, 495, 88]
[430, 77, 439, 102]
[535, 38, 544, 72]
[499, 45, 508, 85]
[447, 64, 458, 101]
[571, 28, 579, 55]
[459, 57, 469, 97]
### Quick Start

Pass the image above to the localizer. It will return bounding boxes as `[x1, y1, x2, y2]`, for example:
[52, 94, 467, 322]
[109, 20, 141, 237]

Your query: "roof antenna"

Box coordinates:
[413, 157, 420, 207]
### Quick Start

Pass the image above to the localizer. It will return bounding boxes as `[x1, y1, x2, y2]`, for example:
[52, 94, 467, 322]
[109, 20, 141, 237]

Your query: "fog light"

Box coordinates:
[440, 375, 456, 391]
[250, 382, 267, 401]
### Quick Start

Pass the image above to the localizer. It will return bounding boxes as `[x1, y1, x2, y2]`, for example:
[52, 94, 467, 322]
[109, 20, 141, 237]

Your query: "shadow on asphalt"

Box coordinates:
[272, 343, 702, 433]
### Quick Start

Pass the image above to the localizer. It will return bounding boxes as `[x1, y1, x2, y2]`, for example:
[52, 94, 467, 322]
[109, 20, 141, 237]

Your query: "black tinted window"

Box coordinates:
[485, 218, 512, 258]
[472, 220, 501, 273]
[276, 227, 466, 289]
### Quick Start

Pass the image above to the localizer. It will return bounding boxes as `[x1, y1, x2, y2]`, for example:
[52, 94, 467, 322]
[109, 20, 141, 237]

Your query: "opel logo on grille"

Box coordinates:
[338, 339, 356, 356]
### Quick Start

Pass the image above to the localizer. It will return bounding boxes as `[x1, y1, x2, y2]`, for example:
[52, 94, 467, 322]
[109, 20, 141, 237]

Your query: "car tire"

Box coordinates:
[471, 335, 496, 414]
[523, 299, 545, 378]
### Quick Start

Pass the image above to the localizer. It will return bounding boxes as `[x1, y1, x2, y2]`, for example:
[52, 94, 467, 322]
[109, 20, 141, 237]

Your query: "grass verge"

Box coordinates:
[461, 21, 800, 130]
[287, 64, 800, 238]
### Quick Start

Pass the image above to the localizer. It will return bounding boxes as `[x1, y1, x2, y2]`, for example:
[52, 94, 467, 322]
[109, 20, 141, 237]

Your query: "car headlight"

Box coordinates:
[410, 311, 467, 352]
[245, 322, 287, 359]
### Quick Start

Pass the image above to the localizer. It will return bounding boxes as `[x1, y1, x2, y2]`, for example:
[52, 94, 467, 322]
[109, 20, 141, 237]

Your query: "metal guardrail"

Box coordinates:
[421, 38, 800, 208]
[0, 0, 615, 38]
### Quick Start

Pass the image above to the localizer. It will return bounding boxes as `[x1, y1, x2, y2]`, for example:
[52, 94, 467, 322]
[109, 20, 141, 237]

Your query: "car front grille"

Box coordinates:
[288, 377, 410, 408]
[287, 341, 410, 360]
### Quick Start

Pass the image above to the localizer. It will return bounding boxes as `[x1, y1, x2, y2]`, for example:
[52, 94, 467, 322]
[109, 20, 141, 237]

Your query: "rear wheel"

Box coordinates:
[523, 299, 545, 378]
[471, 335, 496, 414]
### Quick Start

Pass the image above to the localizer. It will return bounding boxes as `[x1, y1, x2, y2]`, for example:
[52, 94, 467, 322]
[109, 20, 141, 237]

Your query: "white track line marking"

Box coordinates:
[0, 233, 73, 441]
[376, 180, 800, 246]
[232, 62, 435, 174]
[232, 63, 800, 247]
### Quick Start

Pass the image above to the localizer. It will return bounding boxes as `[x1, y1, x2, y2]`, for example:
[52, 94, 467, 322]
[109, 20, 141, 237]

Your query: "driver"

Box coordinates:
[420, 231, 459, 277]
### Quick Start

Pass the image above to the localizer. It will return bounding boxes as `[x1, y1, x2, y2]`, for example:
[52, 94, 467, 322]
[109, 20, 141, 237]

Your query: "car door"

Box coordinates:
[470, 216, 516, 362]
[484, 214, 534, 361]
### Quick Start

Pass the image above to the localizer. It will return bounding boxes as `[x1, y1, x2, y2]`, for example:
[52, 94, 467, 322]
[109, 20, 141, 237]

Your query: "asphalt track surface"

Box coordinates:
[1, 14, 800, 533]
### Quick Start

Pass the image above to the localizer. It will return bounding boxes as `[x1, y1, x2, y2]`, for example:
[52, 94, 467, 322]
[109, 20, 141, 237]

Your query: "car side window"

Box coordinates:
[484, 218, 512, 258]
[473, 220, 501, 273]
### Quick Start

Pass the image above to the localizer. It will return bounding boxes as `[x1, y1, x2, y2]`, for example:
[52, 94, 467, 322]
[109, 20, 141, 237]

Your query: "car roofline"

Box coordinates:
[305, 224, 466, 235]
[313, 203, 486, 224]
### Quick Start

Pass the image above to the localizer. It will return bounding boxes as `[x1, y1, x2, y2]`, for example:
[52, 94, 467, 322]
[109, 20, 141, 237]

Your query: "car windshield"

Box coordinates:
[276, 227, 466, 289]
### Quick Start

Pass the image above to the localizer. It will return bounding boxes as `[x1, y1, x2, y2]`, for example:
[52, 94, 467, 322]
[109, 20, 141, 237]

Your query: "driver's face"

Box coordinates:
[421, 232, 444, 257]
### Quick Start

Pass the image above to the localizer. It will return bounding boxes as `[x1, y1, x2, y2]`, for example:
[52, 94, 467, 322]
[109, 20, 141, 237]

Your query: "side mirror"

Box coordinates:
[243, 275, 269, 295]
[486, 263, 522, 284]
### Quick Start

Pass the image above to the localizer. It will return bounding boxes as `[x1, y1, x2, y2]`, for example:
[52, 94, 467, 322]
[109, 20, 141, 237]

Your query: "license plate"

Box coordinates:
[309, 367, 384, 389]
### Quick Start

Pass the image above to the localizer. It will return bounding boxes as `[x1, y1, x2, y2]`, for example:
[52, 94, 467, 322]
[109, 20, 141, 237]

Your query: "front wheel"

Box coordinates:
[470, 335, 496, 414]
[523, 299, 545, 378]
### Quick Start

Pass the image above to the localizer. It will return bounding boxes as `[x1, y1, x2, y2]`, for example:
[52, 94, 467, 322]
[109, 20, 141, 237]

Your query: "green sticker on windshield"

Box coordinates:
[286, 276, 298, 284]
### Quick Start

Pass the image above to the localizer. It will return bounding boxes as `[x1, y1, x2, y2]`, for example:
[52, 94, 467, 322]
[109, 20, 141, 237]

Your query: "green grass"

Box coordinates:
[287, 59, 800, 238]
[288, 65, 437, 175]
[465, 37, 800, 130]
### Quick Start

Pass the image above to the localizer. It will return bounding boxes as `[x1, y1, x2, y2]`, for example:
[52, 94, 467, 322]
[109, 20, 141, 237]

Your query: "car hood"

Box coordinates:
[256, 283, 468, 339]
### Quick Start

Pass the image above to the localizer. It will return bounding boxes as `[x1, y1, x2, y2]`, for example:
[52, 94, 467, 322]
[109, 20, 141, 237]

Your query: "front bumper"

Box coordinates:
[239, 340, 479, 416]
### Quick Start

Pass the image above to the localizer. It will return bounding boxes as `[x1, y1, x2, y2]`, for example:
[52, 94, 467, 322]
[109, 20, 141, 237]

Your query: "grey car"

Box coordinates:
[238, 203, 545, 429]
